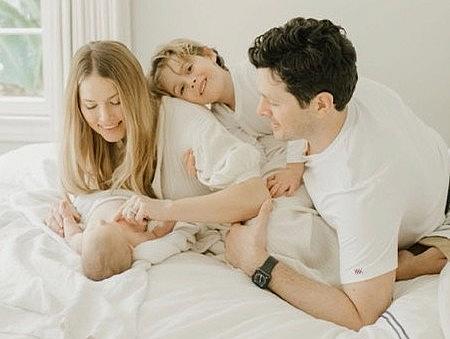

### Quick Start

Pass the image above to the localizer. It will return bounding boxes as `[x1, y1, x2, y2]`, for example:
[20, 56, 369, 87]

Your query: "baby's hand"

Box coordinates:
[183, 149, 197, 178]
[153, 220, 176, 238]
[266, 163, 305, 198]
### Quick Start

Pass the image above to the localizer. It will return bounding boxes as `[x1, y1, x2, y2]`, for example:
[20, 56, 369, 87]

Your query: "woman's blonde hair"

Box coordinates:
[148, 38, 227, 97]
[61, 40, 157, 197]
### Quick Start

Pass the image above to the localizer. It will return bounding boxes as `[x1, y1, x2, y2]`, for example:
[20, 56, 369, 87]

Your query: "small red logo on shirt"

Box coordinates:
[354, 268, 363, 275]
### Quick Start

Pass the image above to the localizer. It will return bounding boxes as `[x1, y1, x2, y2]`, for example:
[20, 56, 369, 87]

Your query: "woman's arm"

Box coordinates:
[116, 177, 270, 224]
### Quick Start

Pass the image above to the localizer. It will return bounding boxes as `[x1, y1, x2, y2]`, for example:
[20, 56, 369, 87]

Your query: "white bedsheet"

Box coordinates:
[0, 143, 448, 339]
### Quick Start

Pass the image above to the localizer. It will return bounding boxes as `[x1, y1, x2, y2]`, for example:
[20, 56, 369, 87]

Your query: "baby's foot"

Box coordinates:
[396, 247, 447, 281]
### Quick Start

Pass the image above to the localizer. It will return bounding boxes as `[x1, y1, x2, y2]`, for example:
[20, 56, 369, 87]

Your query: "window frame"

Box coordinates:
[0, 0, 63, 142]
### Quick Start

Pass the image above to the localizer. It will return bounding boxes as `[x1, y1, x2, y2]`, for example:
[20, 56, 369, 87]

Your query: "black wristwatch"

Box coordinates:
[251, 255, 279, 289]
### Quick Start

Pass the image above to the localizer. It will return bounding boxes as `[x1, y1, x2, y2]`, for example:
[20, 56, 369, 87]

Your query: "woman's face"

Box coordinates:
[78, 74, 126, 143]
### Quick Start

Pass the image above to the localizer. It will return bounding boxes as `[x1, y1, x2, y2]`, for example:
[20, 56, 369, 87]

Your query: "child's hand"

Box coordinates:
[266, 163, 305, 198]
[183, 149, 197, 178]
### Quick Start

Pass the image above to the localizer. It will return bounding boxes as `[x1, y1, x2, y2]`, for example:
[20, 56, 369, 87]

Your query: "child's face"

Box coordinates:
[158, 53, 227, 105]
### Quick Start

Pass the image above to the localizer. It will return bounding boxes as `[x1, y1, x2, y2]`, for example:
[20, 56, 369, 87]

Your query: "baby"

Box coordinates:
[58, 190, 175, 281]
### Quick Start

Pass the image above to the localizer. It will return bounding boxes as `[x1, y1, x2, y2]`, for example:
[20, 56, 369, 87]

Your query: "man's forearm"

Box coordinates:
[269, 262, 365, 331]
[167, 177, 270, 223]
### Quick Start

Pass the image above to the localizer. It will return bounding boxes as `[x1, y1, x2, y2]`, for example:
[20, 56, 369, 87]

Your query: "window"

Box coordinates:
[0, 0, 63, 142]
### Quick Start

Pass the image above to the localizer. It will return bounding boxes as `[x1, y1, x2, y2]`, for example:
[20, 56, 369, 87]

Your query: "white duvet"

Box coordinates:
[0, 143, 448, 339]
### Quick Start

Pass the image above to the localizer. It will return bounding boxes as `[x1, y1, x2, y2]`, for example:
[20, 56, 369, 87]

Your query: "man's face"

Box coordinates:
[256, 68, 314, 141]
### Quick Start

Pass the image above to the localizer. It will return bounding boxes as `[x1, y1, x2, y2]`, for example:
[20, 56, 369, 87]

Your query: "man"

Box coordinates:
[225, 17, 449, 330]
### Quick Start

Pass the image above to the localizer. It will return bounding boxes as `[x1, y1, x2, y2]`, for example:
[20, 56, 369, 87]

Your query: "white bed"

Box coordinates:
[0, 143, 448, 339]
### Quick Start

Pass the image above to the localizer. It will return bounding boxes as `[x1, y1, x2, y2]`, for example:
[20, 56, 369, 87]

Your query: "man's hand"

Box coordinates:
[114, 194, 173, 225]
[266, 163, 304, 198]
[225, 199, 273, 276]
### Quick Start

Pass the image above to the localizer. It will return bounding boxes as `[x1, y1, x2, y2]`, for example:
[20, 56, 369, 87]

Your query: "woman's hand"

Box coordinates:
[44, 195, 80, 237]
[114, 194, 173, 225]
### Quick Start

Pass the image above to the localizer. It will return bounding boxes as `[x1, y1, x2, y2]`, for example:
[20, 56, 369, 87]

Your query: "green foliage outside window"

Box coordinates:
[0, 0, 42, 97]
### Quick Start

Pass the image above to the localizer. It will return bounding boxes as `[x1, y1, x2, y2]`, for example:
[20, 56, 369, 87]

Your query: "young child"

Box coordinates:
[56, 190, 176, 281]
[148, 38, 309, 198]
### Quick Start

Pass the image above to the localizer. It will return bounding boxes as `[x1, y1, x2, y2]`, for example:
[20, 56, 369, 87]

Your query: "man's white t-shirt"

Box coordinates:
[302, 77, 449, 284]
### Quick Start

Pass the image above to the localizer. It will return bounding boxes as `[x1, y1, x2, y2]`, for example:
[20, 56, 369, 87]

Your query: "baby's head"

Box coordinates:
[148, 38, 228, 105]
[81, 220, 133, 281]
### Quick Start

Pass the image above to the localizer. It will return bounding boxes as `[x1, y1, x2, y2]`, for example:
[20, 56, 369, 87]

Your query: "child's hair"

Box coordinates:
[148, 38, 227, 97]
[81, 221, 133, 281]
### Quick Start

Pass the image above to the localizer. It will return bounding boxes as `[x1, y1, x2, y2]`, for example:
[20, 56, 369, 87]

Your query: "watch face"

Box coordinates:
[252, 270, 270, 288]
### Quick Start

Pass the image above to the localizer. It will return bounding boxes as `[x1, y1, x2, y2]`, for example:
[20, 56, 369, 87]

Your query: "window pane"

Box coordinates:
[0, 0, 41, 28]
[0, 34, 42, 96]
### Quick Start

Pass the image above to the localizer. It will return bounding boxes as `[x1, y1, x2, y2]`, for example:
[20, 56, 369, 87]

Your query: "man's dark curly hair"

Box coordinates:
[248, 17, 358, 111]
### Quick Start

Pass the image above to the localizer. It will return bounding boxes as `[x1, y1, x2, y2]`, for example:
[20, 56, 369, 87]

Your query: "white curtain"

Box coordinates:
[70, 0, 131, 51]
[60, 0, 132, 80]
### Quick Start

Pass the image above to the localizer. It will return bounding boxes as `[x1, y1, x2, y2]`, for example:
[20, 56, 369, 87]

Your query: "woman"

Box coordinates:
[45, 40, 156, 233]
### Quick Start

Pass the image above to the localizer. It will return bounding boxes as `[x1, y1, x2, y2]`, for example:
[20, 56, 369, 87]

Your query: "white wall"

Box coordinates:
[131, 0, 450, 145]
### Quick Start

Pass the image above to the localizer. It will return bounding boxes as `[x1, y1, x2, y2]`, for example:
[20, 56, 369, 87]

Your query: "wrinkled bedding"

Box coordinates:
[0, 143, 448, 339]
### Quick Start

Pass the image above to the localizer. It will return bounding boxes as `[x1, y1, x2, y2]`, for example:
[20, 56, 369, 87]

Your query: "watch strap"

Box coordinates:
[259, 255, 279, 275]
